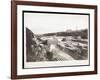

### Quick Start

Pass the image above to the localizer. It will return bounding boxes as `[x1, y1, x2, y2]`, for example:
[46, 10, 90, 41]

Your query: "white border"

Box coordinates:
[17, 5, 95, 75]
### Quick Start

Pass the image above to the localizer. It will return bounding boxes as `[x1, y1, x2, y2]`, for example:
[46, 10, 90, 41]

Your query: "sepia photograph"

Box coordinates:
[23, 11, 89, 64]
[11, 1, 97, 79]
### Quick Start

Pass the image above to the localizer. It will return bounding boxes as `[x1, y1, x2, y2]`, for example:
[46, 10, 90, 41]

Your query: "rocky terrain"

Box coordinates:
[26, 27, 88, 62]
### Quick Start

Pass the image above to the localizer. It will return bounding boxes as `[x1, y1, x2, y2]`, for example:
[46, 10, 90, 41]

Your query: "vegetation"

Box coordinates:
[43, 29, 88, 39]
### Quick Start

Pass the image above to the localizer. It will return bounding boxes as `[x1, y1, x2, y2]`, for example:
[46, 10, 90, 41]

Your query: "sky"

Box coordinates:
[24, 12, 89, 34]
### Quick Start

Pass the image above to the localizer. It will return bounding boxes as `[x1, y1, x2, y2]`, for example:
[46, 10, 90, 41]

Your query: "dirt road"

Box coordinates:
[51, 45, 74, 61]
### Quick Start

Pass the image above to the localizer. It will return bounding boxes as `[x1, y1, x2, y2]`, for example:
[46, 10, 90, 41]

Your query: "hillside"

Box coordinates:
[43, 29, 88, 39]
